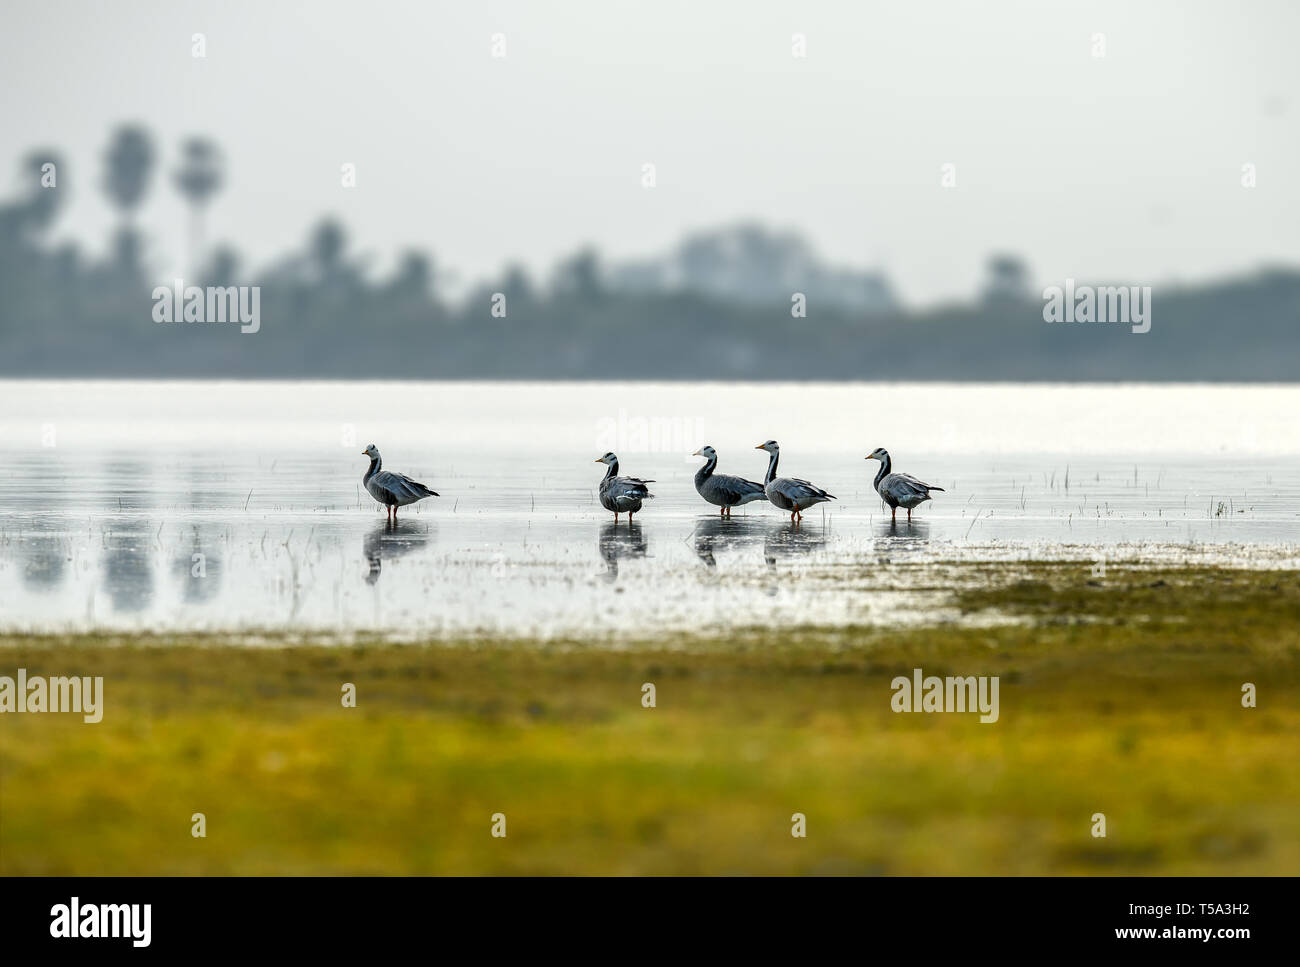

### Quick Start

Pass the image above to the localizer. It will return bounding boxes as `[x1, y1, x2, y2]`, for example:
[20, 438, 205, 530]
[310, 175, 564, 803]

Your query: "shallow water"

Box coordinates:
[1, 381, 1296, 638]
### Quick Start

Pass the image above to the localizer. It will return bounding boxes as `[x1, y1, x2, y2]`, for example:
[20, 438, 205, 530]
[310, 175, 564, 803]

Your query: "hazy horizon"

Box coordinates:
[4, 0, 1298, 306]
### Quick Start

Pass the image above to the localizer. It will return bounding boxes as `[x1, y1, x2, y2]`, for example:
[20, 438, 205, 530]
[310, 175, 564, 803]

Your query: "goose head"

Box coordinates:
[692, 445, 717, 460]
[363, 444, 380, 459]
[595, 452, 618, 466]
[866, 447, 889, 462]
[755, 440, 779, 454]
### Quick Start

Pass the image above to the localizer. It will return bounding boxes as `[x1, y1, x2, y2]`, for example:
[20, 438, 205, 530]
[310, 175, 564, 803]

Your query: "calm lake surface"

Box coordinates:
[1, 380, 1297, 639]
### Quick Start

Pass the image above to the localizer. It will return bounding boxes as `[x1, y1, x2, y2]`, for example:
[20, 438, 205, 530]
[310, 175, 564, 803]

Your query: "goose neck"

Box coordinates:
[765, 450, 779, 485]
[695, 454, 717, 486]
[874, 452, 890, 489]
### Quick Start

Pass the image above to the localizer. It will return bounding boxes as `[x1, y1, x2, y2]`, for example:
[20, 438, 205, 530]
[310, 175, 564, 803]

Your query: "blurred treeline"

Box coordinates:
[2, 125, 1297, 381]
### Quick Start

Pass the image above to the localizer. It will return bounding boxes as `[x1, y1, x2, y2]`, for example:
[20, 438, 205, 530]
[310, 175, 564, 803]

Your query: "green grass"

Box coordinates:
[2, 563, 1297, 874]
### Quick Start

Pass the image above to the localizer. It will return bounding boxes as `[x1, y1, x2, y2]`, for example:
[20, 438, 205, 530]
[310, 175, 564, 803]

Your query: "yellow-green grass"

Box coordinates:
[1, 563, 1297, 874]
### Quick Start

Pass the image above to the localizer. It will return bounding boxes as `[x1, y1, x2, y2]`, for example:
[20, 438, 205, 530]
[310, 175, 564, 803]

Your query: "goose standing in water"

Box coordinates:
[361, 444, 439, 521]
[755, 440, 835, 523]
[866, 447, 944, 522]
[692, 445, 767, 517]
[595, 452, 654, 522]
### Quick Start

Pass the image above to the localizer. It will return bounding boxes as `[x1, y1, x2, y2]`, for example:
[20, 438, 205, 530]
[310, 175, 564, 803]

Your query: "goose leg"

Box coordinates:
[891, 507, 897, 522]
[907, 508, 912, 522]
[614, 513, 619, 522]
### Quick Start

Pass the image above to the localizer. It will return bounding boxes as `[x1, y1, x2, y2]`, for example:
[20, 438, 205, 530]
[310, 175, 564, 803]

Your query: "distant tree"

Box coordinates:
[390, 251, 432, 296]
[731, 223, 811, 290]
[102, 125, 155, 221]
[173, 138, 224, 276]
[106, 226, 146, 276]
[93, 226, 149, 309]
[20, 149, 65, 233]
[100, 126, 155, 298]
[675, 224, 818, 303]
[201, 244, 240, 286]
[383, 250, 438, 322]
[301, 218, 365, 325]
[309, 218, 347, 277]
[982, 254, 1031, 303]
[677, 233, 731, 292]
[500, 263, 534, 304]
[552, 248, 602, 302]
[0, 150, 66, 255]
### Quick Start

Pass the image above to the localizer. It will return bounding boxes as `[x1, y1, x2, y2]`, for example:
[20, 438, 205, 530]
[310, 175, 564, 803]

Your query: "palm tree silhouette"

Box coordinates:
[102, 125, 155, 223]
[173, 137, 223, 276]
[101, 125, 155, 284]
[0, 150, 65, 247]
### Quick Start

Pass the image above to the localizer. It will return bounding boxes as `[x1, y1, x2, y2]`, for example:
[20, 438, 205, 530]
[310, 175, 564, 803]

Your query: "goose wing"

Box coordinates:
[897, 472, 942, 492]
[373, 470, 439, 501]
[773, 477, 836, 501]
[880, 472, 938, 502]
[607, 475, 655, 505]
[705, 473, 767, 504]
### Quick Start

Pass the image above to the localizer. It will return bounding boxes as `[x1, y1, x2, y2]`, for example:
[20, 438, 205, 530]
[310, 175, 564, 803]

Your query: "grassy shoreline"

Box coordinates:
[2, 562, 1297, 874]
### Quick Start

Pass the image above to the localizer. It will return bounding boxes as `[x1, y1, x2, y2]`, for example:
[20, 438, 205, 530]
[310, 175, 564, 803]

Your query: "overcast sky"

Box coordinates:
[3, 0, 1297, 305]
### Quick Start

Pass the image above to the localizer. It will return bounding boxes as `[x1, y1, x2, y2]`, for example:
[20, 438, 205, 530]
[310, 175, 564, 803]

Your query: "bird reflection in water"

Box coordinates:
[872, 518, 931, 552]
[692, 517, 765, 568]
[364, 519, 433, 585]
[763, 521, 827, 568]
[598, 520, 647, 581]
